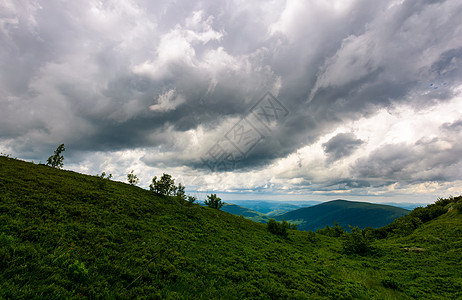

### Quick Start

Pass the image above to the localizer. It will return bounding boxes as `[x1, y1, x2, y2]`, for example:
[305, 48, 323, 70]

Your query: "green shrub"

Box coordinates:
[306, 231, 319, 243]
[150, 173, 176, 196]
[288, 223, 298, 230]
[381, 278, 401, 290]
[127, 170, 140, 186]
[96, 172, 112, 188]
[410, 205, 446, 223]
[435, 197, 452, 207]
[316, 222, 345, 237]
[392, 216, 423, 236]
[187, 195, 196, 204]
[67, 260, 89, 283]
[343, 226, 370, 255]
[267, 219, 289, 238]
[204, 194, 223, 210]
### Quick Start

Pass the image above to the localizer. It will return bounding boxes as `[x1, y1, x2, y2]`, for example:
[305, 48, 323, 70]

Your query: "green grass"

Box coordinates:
[1, 156, 461, 299]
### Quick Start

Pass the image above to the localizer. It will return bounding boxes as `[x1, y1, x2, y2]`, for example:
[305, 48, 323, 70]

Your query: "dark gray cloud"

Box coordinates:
[323, 133, 364, 163]
[1, 0, 462, 200]
[353, 137, 462, 183]
[441, 119, 462, 132]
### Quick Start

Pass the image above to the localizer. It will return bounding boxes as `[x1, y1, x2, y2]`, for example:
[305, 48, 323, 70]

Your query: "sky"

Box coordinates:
[1, 0, 462, 204]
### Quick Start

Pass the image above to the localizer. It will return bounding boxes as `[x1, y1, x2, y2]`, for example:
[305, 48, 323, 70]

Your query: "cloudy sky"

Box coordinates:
[1, 0, 462, 203]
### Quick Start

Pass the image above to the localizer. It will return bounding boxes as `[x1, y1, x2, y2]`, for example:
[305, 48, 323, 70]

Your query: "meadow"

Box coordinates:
[1, 156, 461, 299]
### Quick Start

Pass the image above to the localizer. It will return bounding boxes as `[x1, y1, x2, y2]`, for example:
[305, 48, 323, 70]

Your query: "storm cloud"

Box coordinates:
[323, 133, 363, 163]
[1, 0, 462, 202]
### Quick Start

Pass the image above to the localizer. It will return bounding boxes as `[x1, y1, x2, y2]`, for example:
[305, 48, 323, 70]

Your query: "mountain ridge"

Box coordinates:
[275, 199, 410, 231]
[221, 202, 270, 223]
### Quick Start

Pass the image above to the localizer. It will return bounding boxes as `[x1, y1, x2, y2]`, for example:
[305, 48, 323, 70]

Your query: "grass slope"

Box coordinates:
[368, 211, 462, 298]
[277, 200, 410, 231]
[1, 156, 461, 299]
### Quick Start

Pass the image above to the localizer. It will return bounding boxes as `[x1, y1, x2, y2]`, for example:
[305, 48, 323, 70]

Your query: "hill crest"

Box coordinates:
[276, 199, 410, 231]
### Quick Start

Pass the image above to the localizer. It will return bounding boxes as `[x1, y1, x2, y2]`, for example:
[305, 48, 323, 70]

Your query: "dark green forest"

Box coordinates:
[1, 156, 461, 299]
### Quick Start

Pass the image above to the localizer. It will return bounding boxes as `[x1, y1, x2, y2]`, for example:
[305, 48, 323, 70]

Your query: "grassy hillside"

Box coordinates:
[276, 200, 410, 231]
[365, 207, 462, 298]
[221, 203, 270, 223]
[1, 156, 462, 299]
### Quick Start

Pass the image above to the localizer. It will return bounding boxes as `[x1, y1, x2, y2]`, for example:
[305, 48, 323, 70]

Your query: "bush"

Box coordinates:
[150, 173, 176, 196]
[392, 216, 423, 236]
[343, 226, 370, 255]
[204, 194, 223, 210]
[127, 170, 140, 186]
[435, 197, 452, 207]
[267, 219, 289, 238]
[410, 205, 446, 223]
[96, 172, 112, 188]
[187, 195, 197, 204]
[67, 259, 89, 283]
[288, 222, 298, 230]
[316, 222, 345, 237]
[306, 231, 319, 243]
[369, 226, 389, 239]
[381, 278, 401, 290]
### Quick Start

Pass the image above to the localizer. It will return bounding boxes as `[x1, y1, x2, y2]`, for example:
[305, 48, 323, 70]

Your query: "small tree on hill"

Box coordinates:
[97, 172, 112, 189]
[150, 173, 177, 196]
[127, 170, 140, 186]
[99, 172, 113, 180]
[47, 144, 65, 168]
[176, 183, 186, 202]
[204, 194, 223, 210]
[187, 195, 197, 204]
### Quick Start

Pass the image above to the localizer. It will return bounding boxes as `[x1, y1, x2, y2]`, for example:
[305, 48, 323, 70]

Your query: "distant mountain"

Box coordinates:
[378, 202, 427, 211]
[225, 200, 320, 215]
[266, 205, 300, 217]
[275, 199, 410, 231]
[221, 203, 270, 223]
